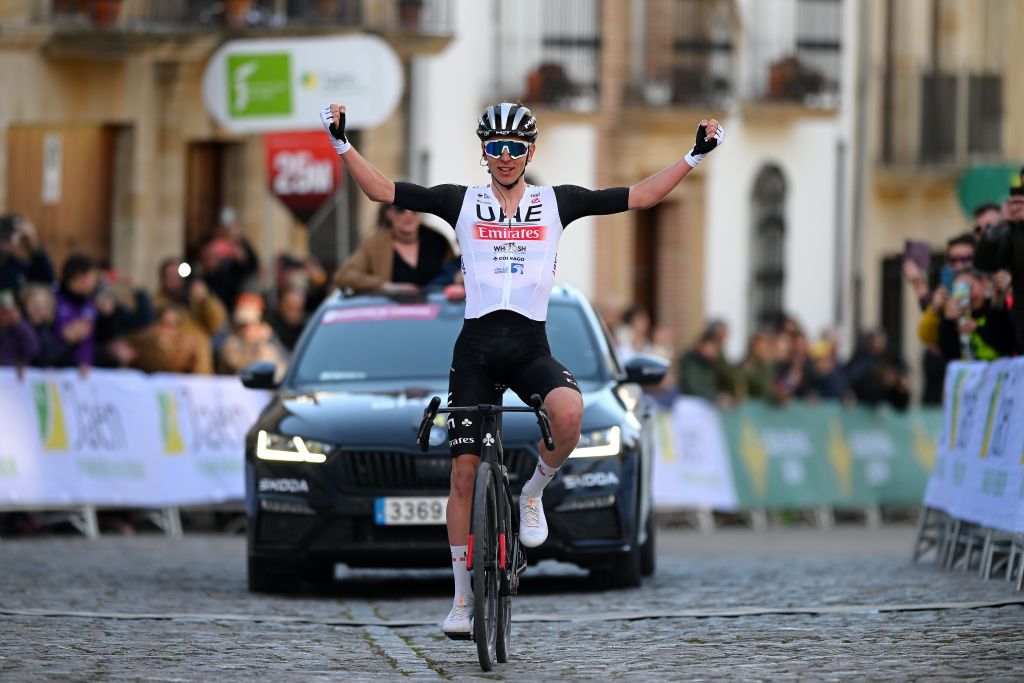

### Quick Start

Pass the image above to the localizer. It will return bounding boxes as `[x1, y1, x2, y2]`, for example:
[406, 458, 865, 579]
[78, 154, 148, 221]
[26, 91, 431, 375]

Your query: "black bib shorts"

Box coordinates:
[446, 310, 581, 457]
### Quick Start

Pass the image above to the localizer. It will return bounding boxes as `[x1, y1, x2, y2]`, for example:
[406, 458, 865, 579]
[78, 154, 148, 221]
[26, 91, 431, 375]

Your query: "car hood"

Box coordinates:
[252, 378, 627, 452]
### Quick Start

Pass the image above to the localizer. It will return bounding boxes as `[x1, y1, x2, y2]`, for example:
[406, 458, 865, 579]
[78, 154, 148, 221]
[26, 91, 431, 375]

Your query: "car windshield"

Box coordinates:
[290, 301, 607, 386]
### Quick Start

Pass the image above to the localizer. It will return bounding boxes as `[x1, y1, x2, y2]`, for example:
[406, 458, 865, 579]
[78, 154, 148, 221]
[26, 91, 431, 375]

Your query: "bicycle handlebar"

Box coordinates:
[415, 396, 442, 452]
[415, 394, 556, 452]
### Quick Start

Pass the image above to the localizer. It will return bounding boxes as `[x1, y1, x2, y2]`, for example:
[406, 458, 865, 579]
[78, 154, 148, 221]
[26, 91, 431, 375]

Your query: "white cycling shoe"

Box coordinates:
[442, 599, 473, 640]
[519, 495, 548, 548]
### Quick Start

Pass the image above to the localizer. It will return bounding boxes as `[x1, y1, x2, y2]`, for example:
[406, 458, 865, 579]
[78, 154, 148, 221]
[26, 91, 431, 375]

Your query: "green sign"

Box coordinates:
[227, 53, 292, 117]
[957, 164, 1022, 217]
[719, 401, 943, 509]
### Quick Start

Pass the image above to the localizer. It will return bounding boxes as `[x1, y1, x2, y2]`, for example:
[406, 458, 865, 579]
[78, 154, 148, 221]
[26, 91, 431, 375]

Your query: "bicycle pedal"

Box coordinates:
[443, 630, 473, 642]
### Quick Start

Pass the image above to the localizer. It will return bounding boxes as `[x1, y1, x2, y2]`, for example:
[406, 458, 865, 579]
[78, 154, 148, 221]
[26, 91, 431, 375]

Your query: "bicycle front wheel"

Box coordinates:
[471, 462, 498, 671]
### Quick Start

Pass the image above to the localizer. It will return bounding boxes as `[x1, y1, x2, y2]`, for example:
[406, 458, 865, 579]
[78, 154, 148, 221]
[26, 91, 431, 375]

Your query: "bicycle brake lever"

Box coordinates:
[416, 396, 441, 452]
[529, 394, 556, 452]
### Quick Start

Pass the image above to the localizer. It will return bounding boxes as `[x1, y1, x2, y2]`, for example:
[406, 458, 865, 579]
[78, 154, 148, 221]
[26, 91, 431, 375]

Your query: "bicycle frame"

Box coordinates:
[416, 394, 553, 670]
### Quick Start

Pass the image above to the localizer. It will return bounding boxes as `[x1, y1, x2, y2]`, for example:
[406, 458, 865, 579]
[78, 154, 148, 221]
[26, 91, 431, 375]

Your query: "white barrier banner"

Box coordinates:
[0, 368, 269, 507]
[651, 398, 738, 511]
[922, 358, 1024, 534]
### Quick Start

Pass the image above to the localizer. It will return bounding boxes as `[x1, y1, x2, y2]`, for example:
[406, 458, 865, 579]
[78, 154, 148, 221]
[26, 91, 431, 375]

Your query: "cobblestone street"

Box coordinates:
[2, 524, 1022, 680]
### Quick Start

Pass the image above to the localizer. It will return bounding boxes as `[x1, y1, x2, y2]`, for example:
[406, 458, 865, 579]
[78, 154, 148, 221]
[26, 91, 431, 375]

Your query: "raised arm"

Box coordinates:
[628, 119, 724, 210]
[320, 104, 395, 204]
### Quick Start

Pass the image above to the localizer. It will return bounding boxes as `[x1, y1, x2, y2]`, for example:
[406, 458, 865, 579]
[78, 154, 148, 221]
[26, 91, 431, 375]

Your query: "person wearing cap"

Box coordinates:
[975, 169, 1024, 353]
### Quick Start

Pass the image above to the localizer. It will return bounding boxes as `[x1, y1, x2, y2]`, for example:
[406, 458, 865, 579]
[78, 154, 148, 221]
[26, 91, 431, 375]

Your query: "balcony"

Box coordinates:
[878, 68, 1004, 172]
[623, 0, 734, 110]
[22, 0, 455, 59]
[493, 0, 601, 112]
[743, 0, 842, 113]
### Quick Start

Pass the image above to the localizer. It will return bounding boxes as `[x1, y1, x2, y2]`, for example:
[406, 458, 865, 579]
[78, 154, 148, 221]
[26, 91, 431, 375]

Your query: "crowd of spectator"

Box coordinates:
[0, 208, 328, 383]
[4, 168, 1022, 407]
[612, 309, 910, 412]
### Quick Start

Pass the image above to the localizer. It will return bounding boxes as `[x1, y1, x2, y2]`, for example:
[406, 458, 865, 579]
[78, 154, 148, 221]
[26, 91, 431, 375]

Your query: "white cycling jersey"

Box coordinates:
[393, 181, 629, 321]
[455, 184, 562, 321]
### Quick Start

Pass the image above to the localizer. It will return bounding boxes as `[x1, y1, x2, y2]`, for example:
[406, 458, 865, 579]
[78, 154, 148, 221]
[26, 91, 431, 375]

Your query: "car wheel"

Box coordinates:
[247, 557, 331, 594]
[640, 511, 656, 577]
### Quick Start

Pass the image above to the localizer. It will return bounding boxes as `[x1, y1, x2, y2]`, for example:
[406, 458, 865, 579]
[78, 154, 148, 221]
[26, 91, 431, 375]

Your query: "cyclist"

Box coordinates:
[320, 101, 724, 637]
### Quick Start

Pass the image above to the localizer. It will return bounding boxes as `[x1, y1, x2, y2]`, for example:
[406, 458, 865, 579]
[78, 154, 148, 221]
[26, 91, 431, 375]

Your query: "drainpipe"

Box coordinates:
[850, 0, 872, 337]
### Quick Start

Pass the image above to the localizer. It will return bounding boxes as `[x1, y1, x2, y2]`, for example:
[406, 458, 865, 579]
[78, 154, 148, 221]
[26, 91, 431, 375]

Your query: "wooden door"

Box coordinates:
[6, 124, 114, 272]
[184, 142, 225, 262]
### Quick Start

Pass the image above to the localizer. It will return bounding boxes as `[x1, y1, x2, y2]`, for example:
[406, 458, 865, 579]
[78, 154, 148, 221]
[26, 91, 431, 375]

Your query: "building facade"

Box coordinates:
[414, 0, 1023, 392]
[0, 0, 454, 290]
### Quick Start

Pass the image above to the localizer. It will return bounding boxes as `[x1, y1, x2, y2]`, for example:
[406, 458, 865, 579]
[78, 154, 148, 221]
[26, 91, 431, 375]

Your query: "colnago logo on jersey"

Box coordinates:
[473, 223, 546, 241]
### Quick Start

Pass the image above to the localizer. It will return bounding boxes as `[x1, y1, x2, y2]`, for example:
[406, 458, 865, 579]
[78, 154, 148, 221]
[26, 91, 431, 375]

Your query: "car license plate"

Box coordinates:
[374, 497, 448, 525]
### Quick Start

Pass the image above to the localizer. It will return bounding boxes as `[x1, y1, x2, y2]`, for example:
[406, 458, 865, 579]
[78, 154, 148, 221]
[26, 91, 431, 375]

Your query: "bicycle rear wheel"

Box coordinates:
[471, 462, 498, 671]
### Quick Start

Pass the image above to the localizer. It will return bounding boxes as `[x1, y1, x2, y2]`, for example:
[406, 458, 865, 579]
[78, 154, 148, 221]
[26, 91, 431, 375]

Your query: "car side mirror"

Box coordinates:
[240, 361, 279, 390]
[621, 353, 670, 386]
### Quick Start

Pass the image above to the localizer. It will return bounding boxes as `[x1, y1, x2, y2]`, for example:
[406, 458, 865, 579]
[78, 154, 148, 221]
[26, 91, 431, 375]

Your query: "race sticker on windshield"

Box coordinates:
[321, 305, 441, 325]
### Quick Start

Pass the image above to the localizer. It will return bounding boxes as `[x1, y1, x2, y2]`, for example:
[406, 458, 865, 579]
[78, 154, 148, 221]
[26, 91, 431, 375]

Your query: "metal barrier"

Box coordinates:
[912, 507, 1024, 591]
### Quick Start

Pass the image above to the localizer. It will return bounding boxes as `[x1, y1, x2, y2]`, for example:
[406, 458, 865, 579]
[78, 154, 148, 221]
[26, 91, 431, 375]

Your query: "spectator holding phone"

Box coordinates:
[0, 214, 55, 293]
[975, 173, 1024, 353]
[938, 269, 1015, 361]
[913, 234, 976, 402]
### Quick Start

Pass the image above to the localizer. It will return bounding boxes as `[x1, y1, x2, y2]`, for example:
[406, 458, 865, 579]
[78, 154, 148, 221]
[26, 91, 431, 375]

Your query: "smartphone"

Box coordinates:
[940, 266, 955, 291]
[0, 290, 15, 309]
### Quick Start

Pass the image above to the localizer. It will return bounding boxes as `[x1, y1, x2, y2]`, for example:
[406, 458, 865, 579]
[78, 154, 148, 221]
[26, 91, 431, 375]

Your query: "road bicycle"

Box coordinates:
[417, 393, 555, 672]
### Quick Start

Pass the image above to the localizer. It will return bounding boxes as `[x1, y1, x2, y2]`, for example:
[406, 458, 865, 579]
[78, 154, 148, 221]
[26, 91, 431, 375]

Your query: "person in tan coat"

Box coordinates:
[129, 305, 213, 375]
[334, 203, 458, 293]
[216, 294, 289, 380]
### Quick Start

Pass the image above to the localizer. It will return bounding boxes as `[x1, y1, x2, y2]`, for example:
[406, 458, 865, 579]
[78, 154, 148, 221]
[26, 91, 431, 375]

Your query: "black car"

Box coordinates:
[241, 286, 668, 592]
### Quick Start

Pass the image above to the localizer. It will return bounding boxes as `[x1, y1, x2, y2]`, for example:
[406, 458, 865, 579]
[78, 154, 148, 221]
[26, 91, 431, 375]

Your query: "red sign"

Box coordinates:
[264, 131, 342, 224]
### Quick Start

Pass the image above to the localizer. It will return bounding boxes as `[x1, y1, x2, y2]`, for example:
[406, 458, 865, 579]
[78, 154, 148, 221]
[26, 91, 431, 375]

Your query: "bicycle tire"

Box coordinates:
[471, 462, 498, 671]
[496, 486, 513, 663]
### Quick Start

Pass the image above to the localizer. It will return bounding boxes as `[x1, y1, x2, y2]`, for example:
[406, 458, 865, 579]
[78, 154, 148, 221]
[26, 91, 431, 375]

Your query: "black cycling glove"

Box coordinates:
[684, 122, 725, 168]
[320, 105, 351, 154]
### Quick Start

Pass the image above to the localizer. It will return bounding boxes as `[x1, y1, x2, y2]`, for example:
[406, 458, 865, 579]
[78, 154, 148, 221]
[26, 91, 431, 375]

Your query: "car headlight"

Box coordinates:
[256, 430, 333, 463]
[569, 426, 621, 458]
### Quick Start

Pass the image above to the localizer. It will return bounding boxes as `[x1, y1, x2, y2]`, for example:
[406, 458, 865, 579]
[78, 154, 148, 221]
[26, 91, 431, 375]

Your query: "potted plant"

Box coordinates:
[225, 0, 253, 29]
[92, 0, 123, 27]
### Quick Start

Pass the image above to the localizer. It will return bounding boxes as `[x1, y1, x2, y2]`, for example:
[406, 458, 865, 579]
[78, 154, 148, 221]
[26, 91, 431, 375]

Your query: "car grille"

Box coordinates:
[351, 519, 448, 545]
[559, 508, 622, 541]
[258, 513, 320, 545]
[330, 447, 537, 494]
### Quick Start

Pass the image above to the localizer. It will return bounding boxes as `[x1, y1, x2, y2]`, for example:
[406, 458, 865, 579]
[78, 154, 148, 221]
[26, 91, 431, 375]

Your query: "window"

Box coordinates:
[750, 165, 787, 331]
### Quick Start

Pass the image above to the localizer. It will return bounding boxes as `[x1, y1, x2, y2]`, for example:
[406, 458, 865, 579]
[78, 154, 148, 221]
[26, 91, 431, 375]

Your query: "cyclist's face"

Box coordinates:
[481, 137, 534, 184]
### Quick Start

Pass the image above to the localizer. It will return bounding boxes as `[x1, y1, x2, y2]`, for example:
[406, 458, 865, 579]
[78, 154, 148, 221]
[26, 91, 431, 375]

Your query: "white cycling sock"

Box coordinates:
[521, 457, 560, 498]
[451, 545, 471, 604]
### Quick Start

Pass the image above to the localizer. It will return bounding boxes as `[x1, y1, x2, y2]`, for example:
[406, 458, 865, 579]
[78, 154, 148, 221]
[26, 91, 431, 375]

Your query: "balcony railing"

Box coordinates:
[879, 68, 1004, 168]
[493, 0, 601, 111]
[746, 0, 842, 107]
[31, 0, 454, 34]
[624, 0, 733, 109]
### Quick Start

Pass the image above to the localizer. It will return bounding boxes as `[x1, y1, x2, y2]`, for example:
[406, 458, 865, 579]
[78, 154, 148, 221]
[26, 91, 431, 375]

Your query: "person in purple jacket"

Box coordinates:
[53, 254, 99, 375]
[0, 288, 39, 379]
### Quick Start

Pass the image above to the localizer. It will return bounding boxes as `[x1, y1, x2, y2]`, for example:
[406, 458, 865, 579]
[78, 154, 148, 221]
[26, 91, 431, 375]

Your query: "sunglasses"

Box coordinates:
[948, 255, 973, 265]
[386, 205, 414, 213]
[483, 140, 531, 159]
